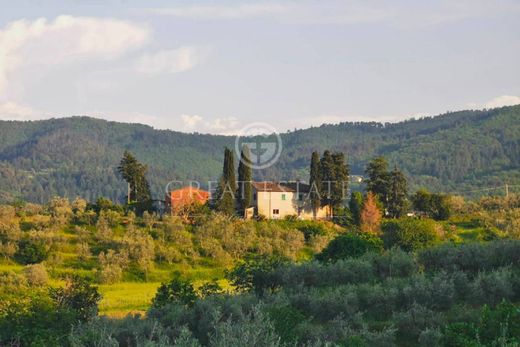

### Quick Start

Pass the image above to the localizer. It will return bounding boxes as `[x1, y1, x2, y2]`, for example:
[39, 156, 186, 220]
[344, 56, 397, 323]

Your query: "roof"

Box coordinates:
[167, 187, 210, 205]
[252, 181, 310, 193]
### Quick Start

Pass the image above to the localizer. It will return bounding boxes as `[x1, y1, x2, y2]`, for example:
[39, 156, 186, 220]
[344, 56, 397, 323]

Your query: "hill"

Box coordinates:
[0, 105, 519, 203]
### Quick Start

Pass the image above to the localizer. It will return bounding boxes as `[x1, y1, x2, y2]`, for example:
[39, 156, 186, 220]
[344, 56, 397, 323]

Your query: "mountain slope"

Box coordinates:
[0, 105, 519, 203]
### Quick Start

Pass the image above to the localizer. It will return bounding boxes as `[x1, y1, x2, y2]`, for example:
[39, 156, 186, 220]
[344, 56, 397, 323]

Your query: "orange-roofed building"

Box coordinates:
[165, 187, 210, 215]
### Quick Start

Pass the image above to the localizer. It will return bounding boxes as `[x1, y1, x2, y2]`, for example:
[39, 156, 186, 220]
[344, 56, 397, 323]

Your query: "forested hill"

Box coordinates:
[0, 105, 519, 203]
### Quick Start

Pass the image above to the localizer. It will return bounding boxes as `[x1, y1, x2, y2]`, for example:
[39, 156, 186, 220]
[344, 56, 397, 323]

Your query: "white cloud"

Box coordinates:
[0, 101, 38, 121]
[483, 95, 520, 108]
[136, 47, 206, 74]
[178, 114, 240, 134]
[0, 15, 149, 93]
[208, 117, 239, 131]
[147, 4, 287, 19]
[467, 95, 520, 109]
[181, 114, 203, 129]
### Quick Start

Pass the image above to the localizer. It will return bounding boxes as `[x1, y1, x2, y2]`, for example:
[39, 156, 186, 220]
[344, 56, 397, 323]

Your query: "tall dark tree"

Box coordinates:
[319, 150, 335, 217]
[309, 151, 321, 219]
[215, 148, 237, 215]
[387, 166, 408, 218]
[364, 156, 391, 209]
[237, 145, 253, 215]
[117, 151, 151, 204]
[412, 189, 452, 220]
[349, 191, 363, 226]
[331, 152, 349, 209]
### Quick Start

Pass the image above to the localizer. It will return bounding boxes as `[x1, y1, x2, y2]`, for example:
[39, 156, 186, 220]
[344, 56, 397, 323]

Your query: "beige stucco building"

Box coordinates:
[251, 181, 330, 220]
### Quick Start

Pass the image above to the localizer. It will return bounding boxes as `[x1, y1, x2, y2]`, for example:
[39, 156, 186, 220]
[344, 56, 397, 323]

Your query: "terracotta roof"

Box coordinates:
[252, 181, 310, 193]
[167, 187, 210, 206]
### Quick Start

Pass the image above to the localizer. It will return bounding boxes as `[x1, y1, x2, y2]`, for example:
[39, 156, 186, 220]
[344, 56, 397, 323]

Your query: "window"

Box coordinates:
[273, 209, 279, 215]
[281, 194, 286, 201]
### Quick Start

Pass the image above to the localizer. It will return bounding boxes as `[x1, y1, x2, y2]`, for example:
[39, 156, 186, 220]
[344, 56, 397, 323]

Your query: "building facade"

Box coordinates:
[251, 181, 330, 220]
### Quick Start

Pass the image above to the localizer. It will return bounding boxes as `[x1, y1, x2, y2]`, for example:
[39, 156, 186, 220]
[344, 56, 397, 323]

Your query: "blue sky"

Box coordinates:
[0, 0, 519, 134]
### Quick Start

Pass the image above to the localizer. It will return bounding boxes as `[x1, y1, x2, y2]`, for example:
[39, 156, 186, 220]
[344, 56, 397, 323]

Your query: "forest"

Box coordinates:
[1, 151, 520, 346]
[0, 104, 519, 203]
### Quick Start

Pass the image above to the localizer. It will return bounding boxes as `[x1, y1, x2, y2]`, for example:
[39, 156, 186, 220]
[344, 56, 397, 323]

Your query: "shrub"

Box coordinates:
[382, 218, 439, 252]
[49, 275, 102, 322]
[23, 263, 49, 286]
[210, 305, 282, 347]
[316, 232, 383, 262]
[15, 239, 49, 264]
[152, 277, 198, 308]
[225, 254, 287, 293]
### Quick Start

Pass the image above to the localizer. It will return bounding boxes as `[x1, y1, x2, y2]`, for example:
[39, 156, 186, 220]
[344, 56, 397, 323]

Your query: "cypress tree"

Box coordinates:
[216, 148, 237, 215]
[331, 152, 349, 209]
[349, 191, 363, 226]
[237, 145, 253, 215]
[319, 150, 335, 217]
[309, 151, 321, 219]
[388, 166, 408, 218]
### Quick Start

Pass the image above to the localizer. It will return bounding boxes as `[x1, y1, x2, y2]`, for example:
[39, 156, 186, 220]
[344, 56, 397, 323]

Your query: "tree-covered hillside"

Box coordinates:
[0, 105, 519, 203]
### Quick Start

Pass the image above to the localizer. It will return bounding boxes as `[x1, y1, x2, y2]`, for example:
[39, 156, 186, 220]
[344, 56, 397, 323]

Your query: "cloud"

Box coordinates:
[136, 47, 206, 74]
[0, 15, 149, 93]
[467, 95, 520, 109]
[483, 95, 520, 108]
[208, 117, 239, 133]
[178, 114, 240, 135]
[0, 101, 38, 121]
[181, 114, 203, 128]
[147, 3, 287, 19]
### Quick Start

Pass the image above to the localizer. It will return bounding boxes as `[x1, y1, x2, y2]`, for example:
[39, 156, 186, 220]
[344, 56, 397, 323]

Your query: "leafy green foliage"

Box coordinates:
[152, 277, 198, 308]
[15, 238, 49, 264]
[50, 276, 102, 321]
[412, 189, 452, 220]
[315, 232, 383, 262]
[382, 218, 439, 251]
[349, 191, 363, 226]
[225, 254, 287, 293]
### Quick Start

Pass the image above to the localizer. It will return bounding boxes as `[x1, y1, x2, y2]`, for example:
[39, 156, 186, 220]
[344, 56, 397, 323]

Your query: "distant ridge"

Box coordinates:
[0, 105, 519, 203]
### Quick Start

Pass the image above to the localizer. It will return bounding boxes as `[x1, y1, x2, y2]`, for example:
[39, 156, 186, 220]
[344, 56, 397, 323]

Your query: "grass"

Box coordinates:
[98, 282, 160, 317]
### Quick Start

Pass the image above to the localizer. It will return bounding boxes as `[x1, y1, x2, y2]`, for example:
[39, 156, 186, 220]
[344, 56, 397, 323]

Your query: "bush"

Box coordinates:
[152, 277, 198, 308]
[23, 263, 49, 286]
[49, 276, 102, 322]
[15, 239, 49, 264]
[316, 232, 383, 262]
[382, 218, 439, 252]
[225, 254, 287, 293]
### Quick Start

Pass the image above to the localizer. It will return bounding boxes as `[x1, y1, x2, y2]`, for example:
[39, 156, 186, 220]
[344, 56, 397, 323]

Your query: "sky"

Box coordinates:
[0, 0, 519, 135]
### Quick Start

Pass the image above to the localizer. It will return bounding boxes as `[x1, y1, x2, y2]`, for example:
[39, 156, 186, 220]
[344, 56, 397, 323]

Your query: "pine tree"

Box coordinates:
[216, 148, 237, 215]
[388, 166, 408, 218]
[237, 145, 253, 215]
[117, 151, 151, 204]
[309, 151, 321, 219]
[364, 156, 391, 209]
[349, 191, 363, 226]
